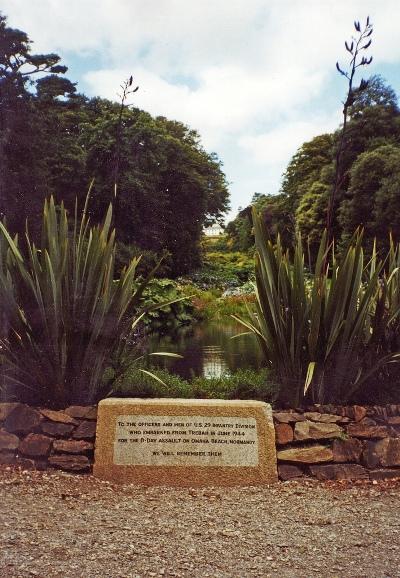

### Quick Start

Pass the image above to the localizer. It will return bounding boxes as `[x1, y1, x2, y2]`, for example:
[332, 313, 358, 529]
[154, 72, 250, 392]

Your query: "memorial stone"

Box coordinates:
[94, 398, 278, 486]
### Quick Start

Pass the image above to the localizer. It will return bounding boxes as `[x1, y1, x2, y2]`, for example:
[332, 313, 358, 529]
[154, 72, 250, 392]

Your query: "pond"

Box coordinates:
[145, 319, 263, 379]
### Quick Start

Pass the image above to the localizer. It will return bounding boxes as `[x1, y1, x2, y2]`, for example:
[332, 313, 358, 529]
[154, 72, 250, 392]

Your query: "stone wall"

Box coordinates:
[0, 403, 97, 472]
[275, 405, 400, 482]
[1, 402, 400, 481]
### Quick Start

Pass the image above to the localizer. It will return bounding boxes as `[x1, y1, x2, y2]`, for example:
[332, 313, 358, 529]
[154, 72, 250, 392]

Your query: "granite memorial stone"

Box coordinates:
[94, 398, 277, 486]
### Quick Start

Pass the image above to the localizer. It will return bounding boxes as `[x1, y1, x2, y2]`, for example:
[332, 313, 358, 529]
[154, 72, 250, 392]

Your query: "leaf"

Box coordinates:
[304, 362, 316, 395]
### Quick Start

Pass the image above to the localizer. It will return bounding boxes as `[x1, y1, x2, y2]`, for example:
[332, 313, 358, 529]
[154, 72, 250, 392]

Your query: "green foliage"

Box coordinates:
[0, 14, 229, 276]
[112, 367, 275, 402]
[191, 369, 276, 402]
[139, 278, 194, 331]
[234, 208, 400, 406]
[339, 144, 400, 253]
[0, 193, 160, 407]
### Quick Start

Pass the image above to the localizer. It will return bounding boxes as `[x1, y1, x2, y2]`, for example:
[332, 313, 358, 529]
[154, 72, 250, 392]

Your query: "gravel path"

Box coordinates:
[1, 467, 400, 578]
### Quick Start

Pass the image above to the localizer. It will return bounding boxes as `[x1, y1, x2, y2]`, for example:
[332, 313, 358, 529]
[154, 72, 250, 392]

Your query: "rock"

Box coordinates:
[387, 417, 400, 425]
[84, 406, 98, 420]
[362, 441, 382, 469]
[0, 430, 20, 451]
[273, 412, 306, 423]
[309, 464, 368, 481]
[4, 405, 41, 434]
[369, 469, 400, 481]
[277, 445, 333, 463]
[347, 423, 390, 439]
[53, 440, 94, 454]
[294, 420, 343, 441]
[48, 454, 91, 472]
[303, 412, 343, 423]
[40, 409, 78, 425]
[349, 406, 367, 422]
[0, 402, 20, 422]
[15, 457, 36, 469]
[275, 423, 293, 445]
[19, 433, 53, 457]
[278, 464, 304, 481]
[40, 422, 75, 438]
[332, 438, 363, 463]
[64, 405, 97, 420]
[363, 438, 400, 468]
[0, 451, 16, 464]
[358, 417, 377, 426]
[381, 439, 400, 466]
[72, 420, 97, 440]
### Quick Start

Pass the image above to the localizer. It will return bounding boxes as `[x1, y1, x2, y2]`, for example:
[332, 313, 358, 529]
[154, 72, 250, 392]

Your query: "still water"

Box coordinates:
[145, 320, 263, 379]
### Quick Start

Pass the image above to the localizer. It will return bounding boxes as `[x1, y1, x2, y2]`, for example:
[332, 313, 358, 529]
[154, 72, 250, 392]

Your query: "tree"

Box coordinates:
[339, 144, 400, 252]
[81, 101, 229, 275]
[327, 17, 374, 240]
[0, 12, 76, 236]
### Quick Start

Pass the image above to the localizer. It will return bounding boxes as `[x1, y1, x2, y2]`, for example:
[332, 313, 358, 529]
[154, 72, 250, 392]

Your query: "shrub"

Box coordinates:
[0, 194, 166, 407]
[110, 367, 275, 402]
[234, 208, 400, 406]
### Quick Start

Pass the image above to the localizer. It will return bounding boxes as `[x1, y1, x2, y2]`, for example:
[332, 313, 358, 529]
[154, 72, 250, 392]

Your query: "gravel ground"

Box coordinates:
[1, 467, 400, 578]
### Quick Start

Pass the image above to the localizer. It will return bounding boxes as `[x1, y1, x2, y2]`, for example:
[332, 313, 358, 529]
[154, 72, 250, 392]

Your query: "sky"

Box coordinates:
[3, 0, 400, 222]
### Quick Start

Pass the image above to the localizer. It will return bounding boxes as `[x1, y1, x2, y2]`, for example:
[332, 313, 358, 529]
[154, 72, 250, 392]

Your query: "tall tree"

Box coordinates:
[0, 13, 76, 235]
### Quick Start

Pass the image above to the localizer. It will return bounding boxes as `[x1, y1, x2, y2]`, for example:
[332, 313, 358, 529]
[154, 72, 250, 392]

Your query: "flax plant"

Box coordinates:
[0, 191, 178, 407]
[233, 208, 400, 406]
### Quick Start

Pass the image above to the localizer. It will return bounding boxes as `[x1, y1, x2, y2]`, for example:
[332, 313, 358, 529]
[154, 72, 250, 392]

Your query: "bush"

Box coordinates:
[110, 367, 276, 402]
[235, 208, 400, 406]
[139, 278, 195, 332]
[0, 194, 163, 407]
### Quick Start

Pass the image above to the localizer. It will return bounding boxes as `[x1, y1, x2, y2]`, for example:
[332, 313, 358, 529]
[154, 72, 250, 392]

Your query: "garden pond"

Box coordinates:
[145, 319, 263, 379]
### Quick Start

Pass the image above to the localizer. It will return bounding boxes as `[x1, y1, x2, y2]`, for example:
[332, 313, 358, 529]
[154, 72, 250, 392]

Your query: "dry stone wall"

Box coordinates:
[274, 405, 400, 482]
[0, 403, 97, 472]
[1, 401, 400, 482]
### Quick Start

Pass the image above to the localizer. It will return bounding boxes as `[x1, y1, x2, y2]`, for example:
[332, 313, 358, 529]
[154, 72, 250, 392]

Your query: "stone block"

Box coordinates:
[387, 417, 400, 425]
[19, 433, 52, 457]
[362, 438, 400, 469]
[4, 405, 41, 434]
[309, 464, 368, 481]
[94, 398, 278, 486]
[275, 423, 293, 445]
[278, 464, 304, 481]
[277, 444, 333, 463]
[303, 412, 343, 423]
[0, 451, 16, 464]
[0, 403, 20, 422]
[273, 411, 306, 423]
[369, 469, 400, 481]
[0, 430, 20, 451]
[294, 420, 343, 441]
[40, 409, 78, 425]
[64, 405, 97, 420]
[40, 422, 75, 438]
[72, 420, 97, 440]
[332, 438, 363, 463]
[53, 440, 94, 454]
[347, 423, 390, 439]
[48, 454, 91, 472]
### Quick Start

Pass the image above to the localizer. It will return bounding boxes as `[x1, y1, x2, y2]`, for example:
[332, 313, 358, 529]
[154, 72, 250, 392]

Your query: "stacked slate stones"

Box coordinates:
[0, 404, 97, 471]
[274, 405, 400, 481]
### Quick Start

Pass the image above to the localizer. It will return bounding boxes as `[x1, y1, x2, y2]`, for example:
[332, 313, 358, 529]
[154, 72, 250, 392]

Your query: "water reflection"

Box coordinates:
[145, 320, 263, 379]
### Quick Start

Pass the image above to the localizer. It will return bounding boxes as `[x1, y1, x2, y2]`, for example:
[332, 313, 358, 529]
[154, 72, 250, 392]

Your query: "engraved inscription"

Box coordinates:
[114, 415, 259, 467]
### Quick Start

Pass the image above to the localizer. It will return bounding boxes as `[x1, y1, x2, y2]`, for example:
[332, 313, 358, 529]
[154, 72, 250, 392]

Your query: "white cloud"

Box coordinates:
[3, 0, 400, 217]
[238, 116, 339, 166]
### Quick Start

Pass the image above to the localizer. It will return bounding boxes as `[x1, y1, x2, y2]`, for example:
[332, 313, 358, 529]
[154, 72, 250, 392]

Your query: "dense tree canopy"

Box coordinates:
[0, 13, 229, 275]
[226, 74, 400, 256]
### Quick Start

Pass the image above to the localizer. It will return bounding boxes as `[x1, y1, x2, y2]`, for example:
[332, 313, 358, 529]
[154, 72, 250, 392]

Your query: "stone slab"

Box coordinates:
[94, 398, 278, 486]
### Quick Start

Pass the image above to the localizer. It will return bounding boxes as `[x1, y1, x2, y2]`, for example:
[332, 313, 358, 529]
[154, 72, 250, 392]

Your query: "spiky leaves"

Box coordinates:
[0, 193, 161, 407]
[234, 209, 400, 406]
